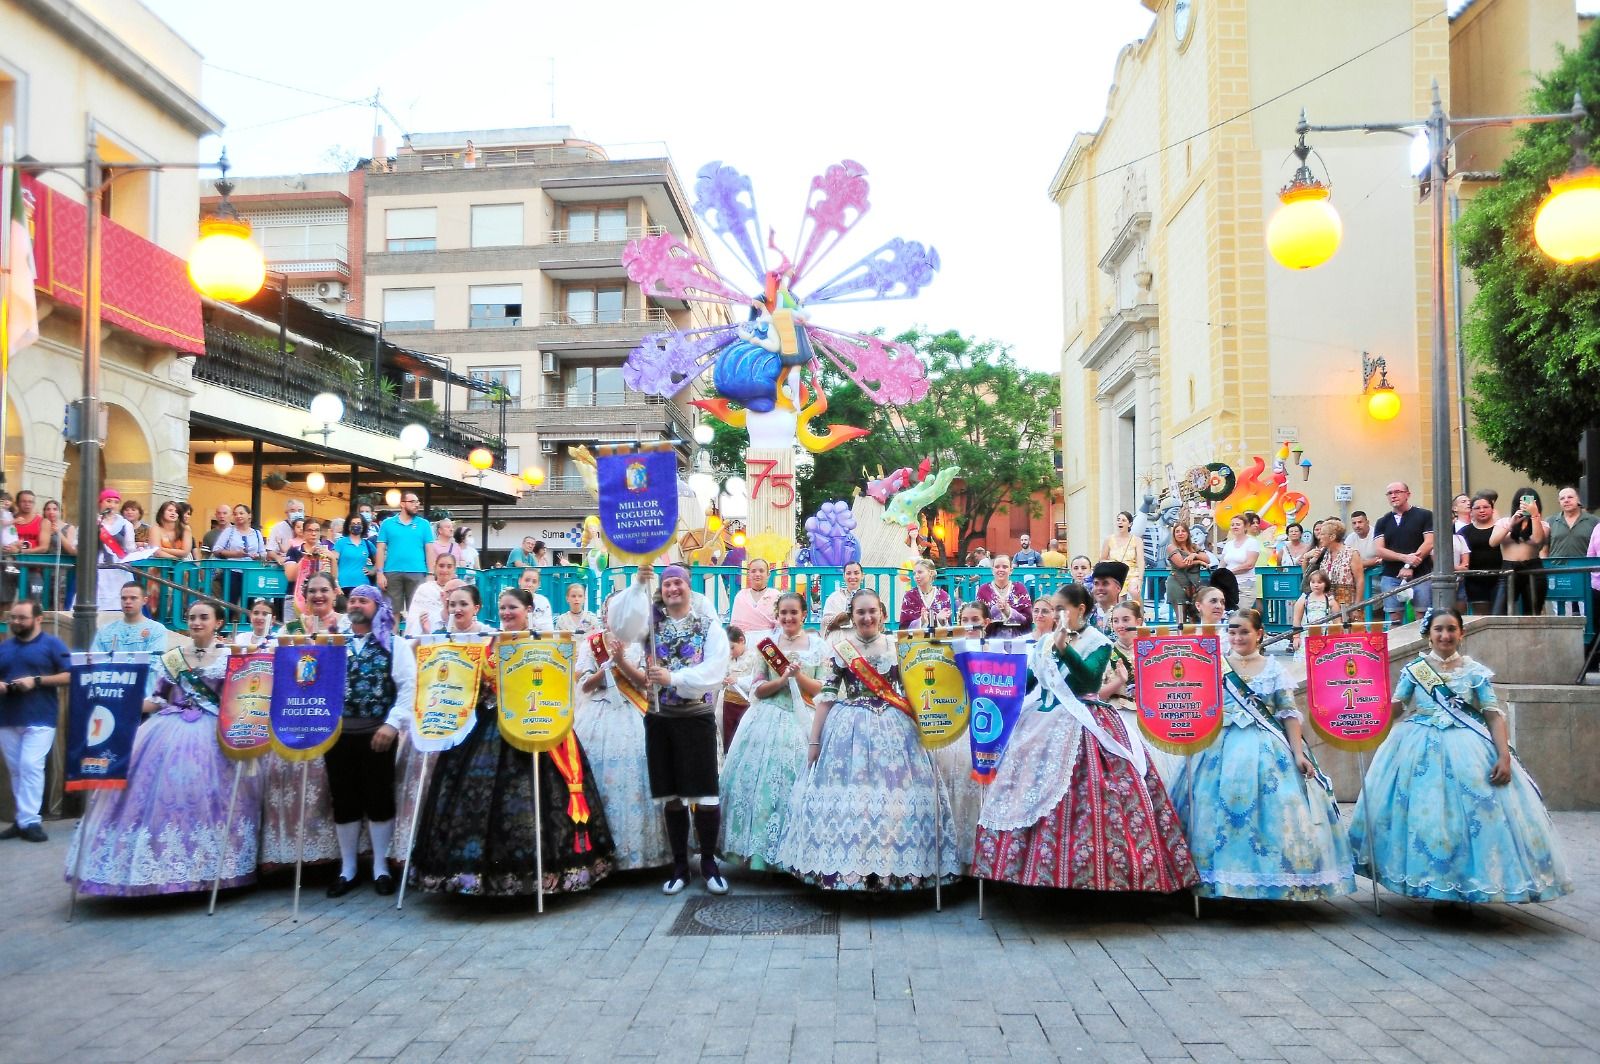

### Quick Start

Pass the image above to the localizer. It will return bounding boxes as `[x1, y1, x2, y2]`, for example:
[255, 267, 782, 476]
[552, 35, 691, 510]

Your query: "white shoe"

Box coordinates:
[662, 873, 689, 896]
[703, 870, 730, 895]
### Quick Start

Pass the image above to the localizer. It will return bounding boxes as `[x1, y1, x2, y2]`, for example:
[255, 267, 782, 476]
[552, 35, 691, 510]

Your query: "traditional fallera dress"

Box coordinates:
[1106, 642, 1184, 787]
[976, 580, 1033, 637]
[719, 629, 825, 868]
[572, 634, 670, 871]
[1172, 654, 1355, 901]
[65, 647, 262, 896]
[972, 627, 1196, 891]
[256, 613, 348, 870]
[898, 585, 953, 631]
[768, 632, 959, 891]
[408, 634, 615, 896]
[1350, 652, 1571, 903]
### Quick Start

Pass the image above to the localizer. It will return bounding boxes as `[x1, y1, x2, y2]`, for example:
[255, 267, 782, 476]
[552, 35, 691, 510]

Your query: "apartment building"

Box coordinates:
[363, 127, 723, 551]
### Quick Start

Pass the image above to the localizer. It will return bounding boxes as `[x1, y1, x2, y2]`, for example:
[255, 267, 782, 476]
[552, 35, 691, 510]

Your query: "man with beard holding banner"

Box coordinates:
[323, 586, 411, 896]
[609, 562, 732, 895]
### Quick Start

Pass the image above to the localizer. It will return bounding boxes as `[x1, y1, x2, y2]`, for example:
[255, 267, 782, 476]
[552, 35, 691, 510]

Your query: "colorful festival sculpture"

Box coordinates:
[622, 160, 939, 453]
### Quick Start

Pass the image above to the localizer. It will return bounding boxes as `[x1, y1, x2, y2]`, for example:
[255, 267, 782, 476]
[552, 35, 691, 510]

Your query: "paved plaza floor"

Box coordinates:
[2, 812, 1597, 1064]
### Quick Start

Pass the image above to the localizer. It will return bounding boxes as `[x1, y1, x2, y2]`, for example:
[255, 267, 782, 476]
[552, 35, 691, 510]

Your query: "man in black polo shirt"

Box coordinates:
[1373, 482, 1434, 624]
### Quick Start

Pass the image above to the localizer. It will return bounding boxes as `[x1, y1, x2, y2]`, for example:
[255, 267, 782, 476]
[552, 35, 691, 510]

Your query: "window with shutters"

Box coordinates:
[385, 208, 436, 252]
[471, 203, 523, 248]
[383, 288, 435, 330]
[469, 284, 523, 328]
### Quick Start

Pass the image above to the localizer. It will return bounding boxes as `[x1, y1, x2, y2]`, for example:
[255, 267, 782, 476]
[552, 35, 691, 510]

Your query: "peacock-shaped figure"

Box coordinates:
[622, 160, 939, 452]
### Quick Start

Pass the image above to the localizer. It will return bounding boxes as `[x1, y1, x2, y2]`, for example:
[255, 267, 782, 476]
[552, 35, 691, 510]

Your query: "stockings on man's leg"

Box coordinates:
[693, 803, 724, 886]
[664, 802, 690, 881]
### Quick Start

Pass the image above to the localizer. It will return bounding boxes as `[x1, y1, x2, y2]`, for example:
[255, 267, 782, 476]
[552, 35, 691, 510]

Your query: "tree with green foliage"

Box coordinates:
[1456, 22, 1600, 486]
[701, 328, 1060, 561]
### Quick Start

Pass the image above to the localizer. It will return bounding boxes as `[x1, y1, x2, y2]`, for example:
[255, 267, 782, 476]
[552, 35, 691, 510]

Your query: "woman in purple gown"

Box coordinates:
[65, 601, 262, 897]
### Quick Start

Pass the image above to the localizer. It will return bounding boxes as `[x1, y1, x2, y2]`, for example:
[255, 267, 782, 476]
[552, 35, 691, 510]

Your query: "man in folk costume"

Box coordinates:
[1090, 561, 1128, 636]
[326, 585, 412, 896]
[608, 561, 732, 895]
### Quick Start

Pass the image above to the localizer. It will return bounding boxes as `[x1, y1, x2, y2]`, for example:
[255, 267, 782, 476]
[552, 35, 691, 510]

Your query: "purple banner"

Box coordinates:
[64, 660, 148, 792]
[597, 445, 679, 560]
[955, 641, 1030, 784]
[269, 643, 345, 761]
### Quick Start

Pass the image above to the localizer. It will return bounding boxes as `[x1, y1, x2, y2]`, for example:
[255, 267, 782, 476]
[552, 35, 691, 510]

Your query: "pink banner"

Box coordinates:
[219, 653, 274, 760]
[1304, 630, 1393, 751]
[1133, 631, 1224, 755]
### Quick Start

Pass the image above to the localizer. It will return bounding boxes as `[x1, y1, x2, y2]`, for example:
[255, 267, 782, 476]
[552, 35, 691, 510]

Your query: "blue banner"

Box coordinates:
[955, 640, 1029, 784]
[597, 445, 679, 561]
[269, 643, 346, 760]
[64, 658, 150, 792]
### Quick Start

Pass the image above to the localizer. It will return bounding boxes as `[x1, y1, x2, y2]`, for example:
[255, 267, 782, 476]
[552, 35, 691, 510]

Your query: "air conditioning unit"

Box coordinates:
[540, 440, 557, 455]
[541, 351, 557, 375]
[314, 280, 346, 303]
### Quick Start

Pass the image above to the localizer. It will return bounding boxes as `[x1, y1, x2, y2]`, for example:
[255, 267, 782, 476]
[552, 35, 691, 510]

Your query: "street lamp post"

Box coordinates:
[2, 138, 263, 648]
[1271, 81, 1600, 609]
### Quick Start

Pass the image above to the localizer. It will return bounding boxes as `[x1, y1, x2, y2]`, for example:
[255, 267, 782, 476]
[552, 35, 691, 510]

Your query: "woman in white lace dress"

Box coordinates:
[720, 593, 825, 868]
[768, 589, 959, 891]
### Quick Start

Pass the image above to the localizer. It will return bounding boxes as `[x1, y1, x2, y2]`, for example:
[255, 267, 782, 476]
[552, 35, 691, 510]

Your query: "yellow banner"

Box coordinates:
[411, 640, 486, 752]
[897, 637, 969, 750]
[496, 634, 577, 753]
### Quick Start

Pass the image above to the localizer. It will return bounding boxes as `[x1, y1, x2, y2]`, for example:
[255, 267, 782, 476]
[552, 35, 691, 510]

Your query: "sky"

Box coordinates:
[142, 0, 1159, 372]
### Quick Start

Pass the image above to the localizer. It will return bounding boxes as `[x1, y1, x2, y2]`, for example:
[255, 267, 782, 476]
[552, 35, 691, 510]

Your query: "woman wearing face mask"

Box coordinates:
[65, 602, 262, 896]
[973, 585, 1196, 893]
[1351, 608, 1571, 905]
[768, 589, 959, 891]
[1172, 608, 1353, 901]
[720, 593, 827, 869]
[408, 588, 615, 896]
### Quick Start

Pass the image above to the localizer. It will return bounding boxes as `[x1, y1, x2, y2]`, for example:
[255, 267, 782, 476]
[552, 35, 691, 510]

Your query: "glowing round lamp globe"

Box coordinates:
[468, 447, 494, 471]
[1533, 170, 1600, 264]
[1267, 186, 1342, 270]
[306, 471, 327, 494]
[309, 392, 344, 425]
[520, 466, 546, 487]
[707, 513, 724, 533]
[399, 423, 430, 452]
[723, 476, 748, 499]
[693, 423, 716, 446]
[731, 531, 747, 548]
[384, 488, 403, 507]
[212, 451, 235, 475]
[188, 217, 266, 302]
[1367, 388, 1401, 422]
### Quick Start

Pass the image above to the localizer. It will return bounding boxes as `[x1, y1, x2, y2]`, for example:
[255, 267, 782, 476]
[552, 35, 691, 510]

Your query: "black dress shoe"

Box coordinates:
[19, 824, 47, 843]
[326, 874, 361, 898]
[372, 874, 395, 896]
[0, 823, 20, 840]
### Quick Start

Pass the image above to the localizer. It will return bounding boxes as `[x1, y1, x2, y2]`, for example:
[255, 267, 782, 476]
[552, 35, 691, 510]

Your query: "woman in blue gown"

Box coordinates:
[1173, 608, 1355, 901]
[1350, 607, 1571, 904]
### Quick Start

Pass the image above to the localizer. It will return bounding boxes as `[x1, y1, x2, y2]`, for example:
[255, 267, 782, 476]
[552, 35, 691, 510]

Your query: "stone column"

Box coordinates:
[1095, 396, 1114, 545]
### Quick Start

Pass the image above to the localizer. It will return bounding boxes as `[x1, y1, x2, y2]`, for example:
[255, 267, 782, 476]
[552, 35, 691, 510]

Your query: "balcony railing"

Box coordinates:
[196, 324, 507, 466]
[543, 307, 672, 327]
[399, 145, 609, 173]
[546, 224, 666, 245]
[528, 474, 592, 492]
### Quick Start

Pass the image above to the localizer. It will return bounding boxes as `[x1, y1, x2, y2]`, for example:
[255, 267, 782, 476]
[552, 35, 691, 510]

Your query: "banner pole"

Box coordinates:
[1357, 750, 1381, 916]
[65, 792, 96, 923]
[531, 755, 545, 914]
[292, 760, 308, 921]
[976, 784, 986, 921]
[1186, 762, 1200, 920]
[396, 750, 431, 912]
[929, 747, 942, 913]
[208, 761, 243, 915]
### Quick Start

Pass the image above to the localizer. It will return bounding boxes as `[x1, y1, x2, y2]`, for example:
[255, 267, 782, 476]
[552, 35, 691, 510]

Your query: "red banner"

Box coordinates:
[1303, 629, 1393, 752]
[1133, 630, 1224, 755]
[25, 175, 205, 354]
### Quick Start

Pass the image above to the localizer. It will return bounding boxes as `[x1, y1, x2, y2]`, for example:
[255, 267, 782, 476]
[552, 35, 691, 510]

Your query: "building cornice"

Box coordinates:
[1080, 303, 1158, 373]
[1098, 210, 1151, 274]
[16, 0, 222, 137]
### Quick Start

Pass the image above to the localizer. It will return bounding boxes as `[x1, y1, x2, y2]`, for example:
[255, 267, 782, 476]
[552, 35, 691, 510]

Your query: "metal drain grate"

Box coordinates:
[667, 894, 838, 937]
